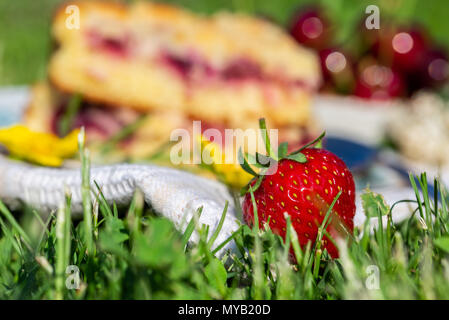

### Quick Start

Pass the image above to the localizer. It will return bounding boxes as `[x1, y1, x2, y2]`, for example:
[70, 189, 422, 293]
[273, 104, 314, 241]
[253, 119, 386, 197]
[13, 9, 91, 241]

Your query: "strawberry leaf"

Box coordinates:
[278, 142, 288, 159]
[238, 147, 257, 176]
[290, 131, 326, 155]
[246, 153, 267, 169]
[252, 175, 264, 192]
[240, 175, 264, 196]
[240, 185, 249, 196]
[286, 153, 307, 163]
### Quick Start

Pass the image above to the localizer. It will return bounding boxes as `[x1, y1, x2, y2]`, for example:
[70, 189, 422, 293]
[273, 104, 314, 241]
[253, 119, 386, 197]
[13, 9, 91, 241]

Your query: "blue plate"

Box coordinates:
[324, 136, 377, 172]
[0, 86, 29, 127]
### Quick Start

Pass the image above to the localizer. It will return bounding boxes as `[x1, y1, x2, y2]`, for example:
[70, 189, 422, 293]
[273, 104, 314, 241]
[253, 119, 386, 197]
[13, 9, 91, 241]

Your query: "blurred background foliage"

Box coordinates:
[0, 0, 448, 86]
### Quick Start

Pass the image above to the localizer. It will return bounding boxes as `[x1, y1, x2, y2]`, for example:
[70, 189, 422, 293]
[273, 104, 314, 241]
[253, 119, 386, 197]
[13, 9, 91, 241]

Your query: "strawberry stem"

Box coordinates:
[258, 118, 277, 160]
[249, 185, 260, 231]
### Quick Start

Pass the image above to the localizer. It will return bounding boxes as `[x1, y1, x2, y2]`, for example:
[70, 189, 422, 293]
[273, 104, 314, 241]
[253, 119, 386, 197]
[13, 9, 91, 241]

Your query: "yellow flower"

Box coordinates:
[197, 135, 253, 189]
[0, 125, 80, 167]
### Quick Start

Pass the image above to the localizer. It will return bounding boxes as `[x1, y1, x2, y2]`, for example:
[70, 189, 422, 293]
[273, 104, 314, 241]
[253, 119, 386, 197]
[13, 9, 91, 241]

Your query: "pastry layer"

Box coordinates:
[49, 1, 321, 128]
[24, 83, 319, 162]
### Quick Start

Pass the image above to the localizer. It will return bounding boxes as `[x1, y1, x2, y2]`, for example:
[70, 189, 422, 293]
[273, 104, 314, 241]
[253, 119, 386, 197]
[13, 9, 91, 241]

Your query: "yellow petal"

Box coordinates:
[0, 125, 79, 167]
[196, 134, 252, 189]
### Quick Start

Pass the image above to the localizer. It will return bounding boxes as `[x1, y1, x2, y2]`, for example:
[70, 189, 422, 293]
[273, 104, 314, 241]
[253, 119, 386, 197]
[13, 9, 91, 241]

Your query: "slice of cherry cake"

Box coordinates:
[49, 1, 320, 128]
[25, 1, 321, 169]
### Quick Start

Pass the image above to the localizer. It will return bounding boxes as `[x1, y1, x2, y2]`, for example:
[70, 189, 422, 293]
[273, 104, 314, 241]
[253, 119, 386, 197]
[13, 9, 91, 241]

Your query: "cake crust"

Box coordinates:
[49, 0, 321, 127]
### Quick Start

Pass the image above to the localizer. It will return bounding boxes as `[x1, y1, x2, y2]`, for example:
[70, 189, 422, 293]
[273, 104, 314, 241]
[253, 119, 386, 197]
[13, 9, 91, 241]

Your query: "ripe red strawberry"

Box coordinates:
[240, 120, 355, 258]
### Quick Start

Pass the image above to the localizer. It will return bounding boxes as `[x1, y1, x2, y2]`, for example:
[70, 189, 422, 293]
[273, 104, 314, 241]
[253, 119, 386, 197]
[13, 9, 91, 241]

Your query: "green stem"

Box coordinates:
[258, 118, 277, 160]
[79, 128, 94, 256]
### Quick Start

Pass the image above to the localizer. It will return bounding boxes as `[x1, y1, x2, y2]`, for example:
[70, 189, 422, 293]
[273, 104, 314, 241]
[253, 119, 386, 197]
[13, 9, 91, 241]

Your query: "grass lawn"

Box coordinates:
[1, 143, 449, 299]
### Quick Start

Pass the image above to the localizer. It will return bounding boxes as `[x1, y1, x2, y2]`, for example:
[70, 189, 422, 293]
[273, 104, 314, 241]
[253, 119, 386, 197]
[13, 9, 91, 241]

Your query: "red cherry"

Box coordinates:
[354, 57, 405, 100]
[319, 49, 347, 79]
[319, 48, 355, 93]
[289, 6, 331, 50]
[391, 29, 428, 72]
[371, 27, 429, 73]
[418, 49, 449, 88]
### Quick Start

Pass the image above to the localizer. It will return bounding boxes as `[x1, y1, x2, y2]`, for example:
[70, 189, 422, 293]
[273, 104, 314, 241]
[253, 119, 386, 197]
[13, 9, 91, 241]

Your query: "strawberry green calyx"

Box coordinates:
[286, 153, 307, 163]
[238, 148, 258, 177]
[278, 142, 288, 158]
[288, 131, 326, 156]
[239, 118, 326, 195]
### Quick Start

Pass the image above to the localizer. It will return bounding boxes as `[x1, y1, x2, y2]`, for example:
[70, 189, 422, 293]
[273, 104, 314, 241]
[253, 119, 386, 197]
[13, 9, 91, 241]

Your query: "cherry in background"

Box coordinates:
[417, 49, 449, 88]
[354, 56, 405, 100]
[390, 29, 428, 73]
[289, 6, 331, 50]
[373, 27, 447, 89]
[319, 48, 355, 94]
[288, 5, 448, 99]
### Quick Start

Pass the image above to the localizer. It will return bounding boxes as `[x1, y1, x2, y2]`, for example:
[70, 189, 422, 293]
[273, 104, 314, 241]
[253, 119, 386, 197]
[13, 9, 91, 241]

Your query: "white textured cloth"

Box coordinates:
[0, 155, 240, 256]
[0, 154, 417, 257]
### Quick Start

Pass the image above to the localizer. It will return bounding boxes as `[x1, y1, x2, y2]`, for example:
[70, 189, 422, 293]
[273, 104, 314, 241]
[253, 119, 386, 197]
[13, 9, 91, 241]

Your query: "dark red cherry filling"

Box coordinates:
[51, 100, 140, 142]
[221, 59, 263, 80]
[86, 31, 130, 58]
[85, 31, 310, 90]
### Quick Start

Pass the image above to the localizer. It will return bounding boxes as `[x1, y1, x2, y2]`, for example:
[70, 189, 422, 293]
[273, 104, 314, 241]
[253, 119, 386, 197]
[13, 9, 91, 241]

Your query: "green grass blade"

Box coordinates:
[58, 93, 82, 136]
[182, 207, 203, 251]
[207, 201, 229, 250]
[0, 200, 31, 247]
[79, 128, 94, 256]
